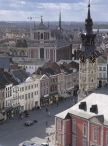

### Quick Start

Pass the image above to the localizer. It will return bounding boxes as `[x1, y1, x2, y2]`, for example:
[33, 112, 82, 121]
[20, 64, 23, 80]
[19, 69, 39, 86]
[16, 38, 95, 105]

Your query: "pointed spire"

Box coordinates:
[85, 0, 93, 34]
[59, 7, 61, 32]
[87, 0, 91, 19]
[41, 15, 43, 23]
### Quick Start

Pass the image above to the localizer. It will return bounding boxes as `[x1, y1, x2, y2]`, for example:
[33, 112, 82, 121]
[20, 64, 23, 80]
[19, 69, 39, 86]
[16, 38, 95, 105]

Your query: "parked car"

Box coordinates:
[22, 141, 37, 146]
[40, 143, 49, 146]
[25, 121, 33, 126]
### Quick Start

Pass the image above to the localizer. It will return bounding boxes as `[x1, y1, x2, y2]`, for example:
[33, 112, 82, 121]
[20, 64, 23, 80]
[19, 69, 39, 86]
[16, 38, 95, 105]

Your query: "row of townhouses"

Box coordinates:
[0, 60, 79, 123]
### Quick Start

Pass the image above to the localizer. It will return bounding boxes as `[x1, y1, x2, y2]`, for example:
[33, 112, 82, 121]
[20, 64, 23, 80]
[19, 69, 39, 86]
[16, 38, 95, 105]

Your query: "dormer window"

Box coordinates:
[41, 33, 43, 39]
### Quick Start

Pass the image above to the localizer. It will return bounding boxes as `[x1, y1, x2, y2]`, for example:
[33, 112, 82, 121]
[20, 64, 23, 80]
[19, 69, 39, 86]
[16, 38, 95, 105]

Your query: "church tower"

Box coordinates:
[78, 0, 100, 102]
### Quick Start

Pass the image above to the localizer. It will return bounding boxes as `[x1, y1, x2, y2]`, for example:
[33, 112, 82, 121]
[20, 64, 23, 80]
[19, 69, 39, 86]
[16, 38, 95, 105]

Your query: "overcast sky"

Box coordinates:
[0, 0, 107, 22]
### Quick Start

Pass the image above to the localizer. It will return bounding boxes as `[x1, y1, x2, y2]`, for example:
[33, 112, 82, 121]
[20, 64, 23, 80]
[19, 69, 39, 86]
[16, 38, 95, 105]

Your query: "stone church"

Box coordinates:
[78, 0, 100, 102]
[28, 12, 72, 62]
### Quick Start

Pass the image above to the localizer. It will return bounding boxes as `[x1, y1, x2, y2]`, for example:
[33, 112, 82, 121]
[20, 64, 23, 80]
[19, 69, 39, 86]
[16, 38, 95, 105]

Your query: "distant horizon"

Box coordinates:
[0, 0, 107, 21]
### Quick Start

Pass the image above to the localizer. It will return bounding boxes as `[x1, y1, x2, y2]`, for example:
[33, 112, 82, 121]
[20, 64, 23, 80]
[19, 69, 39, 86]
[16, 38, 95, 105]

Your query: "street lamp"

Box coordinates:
[28, 16, 41, 37]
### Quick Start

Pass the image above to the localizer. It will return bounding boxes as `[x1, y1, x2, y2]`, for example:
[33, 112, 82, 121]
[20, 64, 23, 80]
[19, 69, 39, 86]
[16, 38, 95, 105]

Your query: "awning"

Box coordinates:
[0, 113, 4, 121]
[40, 96, 50, 101]
[59, 93, 70, 98]
[49, 91, 58, 96]
[66, 86, 74, 91]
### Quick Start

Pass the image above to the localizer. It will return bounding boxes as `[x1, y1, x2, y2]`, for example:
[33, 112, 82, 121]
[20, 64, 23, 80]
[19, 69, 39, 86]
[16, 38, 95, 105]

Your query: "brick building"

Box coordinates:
[55, 92, 108, 146]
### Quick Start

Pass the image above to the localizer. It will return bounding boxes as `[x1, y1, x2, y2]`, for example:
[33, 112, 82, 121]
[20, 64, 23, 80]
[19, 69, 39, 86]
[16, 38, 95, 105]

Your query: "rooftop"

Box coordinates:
[56, 85, 108, 126]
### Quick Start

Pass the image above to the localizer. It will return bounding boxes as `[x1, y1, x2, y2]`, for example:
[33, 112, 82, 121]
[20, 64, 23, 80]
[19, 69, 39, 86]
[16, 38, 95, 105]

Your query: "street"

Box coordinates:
[0, 96, 77, 146]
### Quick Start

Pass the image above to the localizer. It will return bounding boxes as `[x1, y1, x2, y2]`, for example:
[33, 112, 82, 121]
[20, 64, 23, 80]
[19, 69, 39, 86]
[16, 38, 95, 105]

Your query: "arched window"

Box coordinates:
[92, 79, 93, 82]
[41, 33, 43, 39]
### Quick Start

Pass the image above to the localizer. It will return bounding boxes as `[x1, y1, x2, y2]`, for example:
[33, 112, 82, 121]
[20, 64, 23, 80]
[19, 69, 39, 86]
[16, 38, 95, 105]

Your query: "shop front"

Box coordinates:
[49, 91, 59, 103]
[40, 95, 50, 106]
[13, 106, 20, 116]
[5, 106, 14, 119]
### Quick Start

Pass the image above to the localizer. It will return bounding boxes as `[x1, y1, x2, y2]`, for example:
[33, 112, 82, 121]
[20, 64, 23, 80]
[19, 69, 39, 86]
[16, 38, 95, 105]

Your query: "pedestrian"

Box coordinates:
[48, 111, 50, 116]
[46, 120, 48, 125]
[46, 108, 47, 112]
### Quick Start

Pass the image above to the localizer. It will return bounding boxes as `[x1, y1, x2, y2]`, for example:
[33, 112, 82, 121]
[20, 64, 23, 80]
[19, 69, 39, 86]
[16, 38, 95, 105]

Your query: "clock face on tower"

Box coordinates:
[79, 54, 86, 63]
[82, 38, 95, 45]
[89, 54, 96, 63]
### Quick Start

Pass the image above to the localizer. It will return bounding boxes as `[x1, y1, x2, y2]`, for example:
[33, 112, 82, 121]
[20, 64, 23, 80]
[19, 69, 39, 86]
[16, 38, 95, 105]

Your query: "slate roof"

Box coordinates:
[0, 69, 10, 86]
[3, 72, 19, 85]
[51, 29, 70, 48]
[43, 62, 61, 74]
[60, 65, 71, 74]
[11, 69, 29, 83]
[44, 67, 57, 76]
[56, 89, 108, 126]
[97, 55, 107, 63]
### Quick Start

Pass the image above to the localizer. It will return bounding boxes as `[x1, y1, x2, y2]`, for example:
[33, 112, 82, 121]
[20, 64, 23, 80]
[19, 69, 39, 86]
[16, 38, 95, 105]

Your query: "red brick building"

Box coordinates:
[55, 93, 108, 146]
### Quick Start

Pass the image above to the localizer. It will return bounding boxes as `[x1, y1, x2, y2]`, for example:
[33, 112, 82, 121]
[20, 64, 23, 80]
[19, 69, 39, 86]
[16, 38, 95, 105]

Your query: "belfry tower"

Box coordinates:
[78, 0, 100, 102]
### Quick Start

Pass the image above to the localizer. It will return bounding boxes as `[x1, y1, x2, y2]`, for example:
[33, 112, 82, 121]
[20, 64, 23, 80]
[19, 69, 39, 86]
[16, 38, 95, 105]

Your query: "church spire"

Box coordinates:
[85, 0, 93, 34]
[59, 8, 61, 32]
[41, 15, 43, 23]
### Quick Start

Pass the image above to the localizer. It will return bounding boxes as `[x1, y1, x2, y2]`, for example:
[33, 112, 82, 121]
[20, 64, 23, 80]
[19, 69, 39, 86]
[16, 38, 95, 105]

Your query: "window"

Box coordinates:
[82, 139, 86, 146]
[93, 127, 97, 141]
[37, 83, 38, 87]
[72, 119, 76, 133]
[58, 119, 61, 130]
[72, 135, 76, 146]
[25, 94, 27, 100]
[25, 86, 27, 90]
[99, 73, 102, 78]
[41, 33, 43, 39]
[83, 123, 86, 136]
[31, 85, 33, 89]
[103, 67, 106, 71]
[103, 73, 106, 78]
[28, 93, 30, 99]
[31, 92, 33, 98]
[28, 85, 30, 89]
[106, 131, 108, 146]
[99, 67, 102, 71]
[47, 88, 48, 94]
